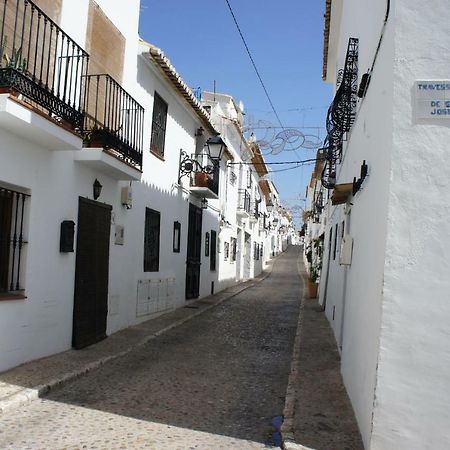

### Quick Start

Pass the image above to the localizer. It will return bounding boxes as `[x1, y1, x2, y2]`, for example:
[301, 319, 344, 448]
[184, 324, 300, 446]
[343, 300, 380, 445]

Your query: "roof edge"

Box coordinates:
[140, 40, 218, 135]
[323, 0, 332, 80]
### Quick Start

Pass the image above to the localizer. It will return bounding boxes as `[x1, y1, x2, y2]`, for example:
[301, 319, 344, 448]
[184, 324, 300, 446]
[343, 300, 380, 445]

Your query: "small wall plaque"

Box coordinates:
[115, 225, 125, 245]
[415, 80, 450, 120]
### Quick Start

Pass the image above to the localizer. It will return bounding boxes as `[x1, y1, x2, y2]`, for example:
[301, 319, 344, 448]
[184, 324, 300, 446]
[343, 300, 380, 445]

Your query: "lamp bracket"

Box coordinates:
[178, 150, 217, 184]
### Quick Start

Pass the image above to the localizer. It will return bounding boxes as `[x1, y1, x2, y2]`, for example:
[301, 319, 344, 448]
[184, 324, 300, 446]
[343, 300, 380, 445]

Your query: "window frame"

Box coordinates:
[150, 91, 168, 158]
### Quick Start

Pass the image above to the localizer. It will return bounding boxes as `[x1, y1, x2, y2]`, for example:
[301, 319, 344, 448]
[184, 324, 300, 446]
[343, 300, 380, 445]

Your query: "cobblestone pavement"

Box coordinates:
[0, 247, 302, 449]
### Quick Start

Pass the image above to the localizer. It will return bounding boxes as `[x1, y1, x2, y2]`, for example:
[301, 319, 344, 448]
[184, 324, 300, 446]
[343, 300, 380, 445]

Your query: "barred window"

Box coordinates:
[210, 230, 217, 271]
[150, 92, 168, 158]
[0, 187, 29, 294]
[224, 241, 229, 261]
[230, 237, 237, 262]
[144, 208, 160, 272]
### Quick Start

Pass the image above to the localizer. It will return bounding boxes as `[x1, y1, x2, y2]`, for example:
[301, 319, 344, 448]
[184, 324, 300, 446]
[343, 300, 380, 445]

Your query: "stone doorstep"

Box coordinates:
[0, 259, 278, 415]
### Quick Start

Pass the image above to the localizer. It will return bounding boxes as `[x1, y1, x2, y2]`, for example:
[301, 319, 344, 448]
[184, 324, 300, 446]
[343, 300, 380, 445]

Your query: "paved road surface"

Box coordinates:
[0, 247, 302, 449]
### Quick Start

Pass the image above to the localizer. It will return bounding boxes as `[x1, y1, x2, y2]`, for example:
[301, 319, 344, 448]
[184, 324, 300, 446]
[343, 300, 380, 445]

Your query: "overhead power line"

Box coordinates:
[229, 158, 318, 165]
[224, 0, 284, 130]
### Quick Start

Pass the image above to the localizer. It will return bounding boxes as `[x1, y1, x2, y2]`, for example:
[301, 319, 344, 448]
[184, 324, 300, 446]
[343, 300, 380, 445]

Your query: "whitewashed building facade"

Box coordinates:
[315, 0, 450, 448]
[0, 0, 292, 372]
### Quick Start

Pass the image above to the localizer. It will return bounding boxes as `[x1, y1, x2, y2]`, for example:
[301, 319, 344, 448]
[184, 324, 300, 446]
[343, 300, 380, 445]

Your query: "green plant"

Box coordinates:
[0, 37, 28, 72]
[310, 263, 321, 283]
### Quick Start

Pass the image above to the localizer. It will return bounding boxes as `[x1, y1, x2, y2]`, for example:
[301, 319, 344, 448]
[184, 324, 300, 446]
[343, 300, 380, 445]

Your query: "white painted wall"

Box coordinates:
[324, 0, 450, 447]
[322, 0, 394, 446]
[371, 0, 450, 448]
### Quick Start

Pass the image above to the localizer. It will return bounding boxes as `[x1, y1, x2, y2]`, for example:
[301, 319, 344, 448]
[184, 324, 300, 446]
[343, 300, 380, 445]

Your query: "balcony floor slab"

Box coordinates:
[74, 148, 142, 181]
[189, 186, 219, 200]
[0, 94, 82, 151]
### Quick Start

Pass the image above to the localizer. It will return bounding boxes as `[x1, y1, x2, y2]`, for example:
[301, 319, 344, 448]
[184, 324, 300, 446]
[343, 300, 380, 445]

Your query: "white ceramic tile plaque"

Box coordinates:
[416, 80, 450, 119]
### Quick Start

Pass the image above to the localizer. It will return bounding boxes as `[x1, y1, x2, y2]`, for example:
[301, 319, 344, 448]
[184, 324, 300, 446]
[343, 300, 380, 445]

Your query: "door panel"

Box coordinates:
[73, 197, 111, 349]
[185, 203, 202, 299]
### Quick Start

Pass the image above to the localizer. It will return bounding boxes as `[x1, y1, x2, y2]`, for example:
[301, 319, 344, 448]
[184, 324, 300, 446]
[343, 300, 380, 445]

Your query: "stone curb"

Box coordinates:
[0, 256, 279, 415]
[281, 255, 317, 450]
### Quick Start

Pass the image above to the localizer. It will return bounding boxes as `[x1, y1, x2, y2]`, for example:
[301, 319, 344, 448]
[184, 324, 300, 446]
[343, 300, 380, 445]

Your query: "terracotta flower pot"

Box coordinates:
[308, 279, 318, 299]
[195, 172, 209, 187]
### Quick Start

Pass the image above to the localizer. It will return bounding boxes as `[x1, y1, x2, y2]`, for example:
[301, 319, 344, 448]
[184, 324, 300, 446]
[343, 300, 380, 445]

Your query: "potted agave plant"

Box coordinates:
[308, 263, 320, 299]
[0, 37, 28, 97]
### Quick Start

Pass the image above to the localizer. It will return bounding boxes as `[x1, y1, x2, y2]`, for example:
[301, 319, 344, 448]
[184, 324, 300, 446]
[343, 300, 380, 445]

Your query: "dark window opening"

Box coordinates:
[205, 232, 210, 257]
[224, 241, 229, 261]
[144, 208, 160, 272]
[150, 92, 168, 157]
[210, 230, 217, 271]
[231, 237, 237, 262]
[0, 188, 29, 293]
[333, 223, 338, 261]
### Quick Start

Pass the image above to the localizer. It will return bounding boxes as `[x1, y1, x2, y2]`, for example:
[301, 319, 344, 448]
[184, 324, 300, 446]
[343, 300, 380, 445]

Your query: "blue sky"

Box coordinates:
[139, 0, 332, 222]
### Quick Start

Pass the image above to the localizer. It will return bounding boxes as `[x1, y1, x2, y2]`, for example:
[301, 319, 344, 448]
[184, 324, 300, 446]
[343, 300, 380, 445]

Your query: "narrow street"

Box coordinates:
[0, 248, 302, 449]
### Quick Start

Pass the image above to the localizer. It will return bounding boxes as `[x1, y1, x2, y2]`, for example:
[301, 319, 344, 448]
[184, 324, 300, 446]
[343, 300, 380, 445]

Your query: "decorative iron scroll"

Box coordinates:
[322, 37, 359, 189]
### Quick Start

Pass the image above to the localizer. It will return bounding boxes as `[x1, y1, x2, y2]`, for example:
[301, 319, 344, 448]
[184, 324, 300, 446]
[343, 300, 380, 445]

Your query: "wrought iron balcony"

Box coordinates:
[0, 0, 88, 129]
[180, 152, 219, 199]
[83, 74, 144, 171]
[237, 189, 251, 215]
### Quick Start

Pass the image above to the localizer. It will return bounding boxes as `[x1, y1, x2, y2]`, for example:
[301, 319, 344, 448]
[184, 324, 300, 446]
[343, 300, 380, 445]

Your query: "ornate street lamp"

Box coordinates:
[205, 135, 226, 162]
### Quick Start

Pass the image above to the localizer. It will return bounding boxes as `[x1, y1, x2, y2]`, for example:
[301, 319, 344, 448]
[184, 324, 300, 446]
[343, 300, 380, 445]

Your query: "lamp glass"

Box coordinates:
[93, 179, 102, 200]
[206, 136, 226, 160]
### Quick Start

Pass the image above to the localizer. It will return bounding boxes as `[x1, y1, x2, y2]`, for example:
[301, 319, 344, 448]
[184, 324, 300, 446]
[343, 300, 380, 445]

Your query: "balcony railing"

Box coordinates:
[187, 153, 219, 196]
[238, 189, 251, 214]
[0, 0, 88, 129]
[83, 74, 144, 171]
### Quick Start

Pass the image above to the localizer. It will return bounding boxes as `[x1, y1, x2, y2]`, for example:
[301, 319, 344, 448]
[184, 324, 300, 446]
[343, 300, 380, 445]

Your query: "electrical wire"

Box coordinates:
[268, 161, 315, 174]
[223, 0, 284, 130]
[229, 158, 318, 165]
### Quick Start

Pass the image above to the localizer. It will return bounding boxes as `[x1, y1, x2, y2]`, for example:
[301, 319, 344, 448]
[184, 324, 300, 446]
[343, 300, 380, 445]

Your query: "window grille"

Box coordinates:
[144, 208, 160, 272]
[247, 169, 253, 188]
[150, 92, 168, 157]
[210, 230, 216, 271]
[0, 187, 29, 293]
[224, 241, 229, 261]
[230, 237, 237, 262]
[229, 170, 237, 186]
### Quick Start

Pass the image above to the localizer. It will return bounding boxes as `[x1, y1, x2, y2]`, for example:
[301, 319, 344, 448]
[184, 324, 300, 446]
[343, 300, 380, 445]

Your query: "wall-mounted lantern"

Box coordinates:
[201, 197, 208, 209]
[93, 179, 102, 200]
[266, 199, 274, 212]
[205, 135, 226, 162]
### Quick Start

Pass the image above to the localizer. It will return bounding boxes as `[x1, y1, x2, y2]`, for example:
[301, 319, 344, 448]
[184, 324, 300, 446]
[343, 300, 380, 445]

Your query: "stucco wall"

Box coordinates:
[371, 0, 450, 448]
[324, 0, 394, 445]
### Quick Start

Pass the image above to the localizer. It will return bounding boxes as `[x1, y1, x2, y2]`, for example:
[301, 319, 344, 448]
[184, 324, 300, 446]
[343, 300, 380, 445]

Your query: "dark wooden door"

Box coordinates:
[185, 203, 202, 299]
[73, 197, 112, 349]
